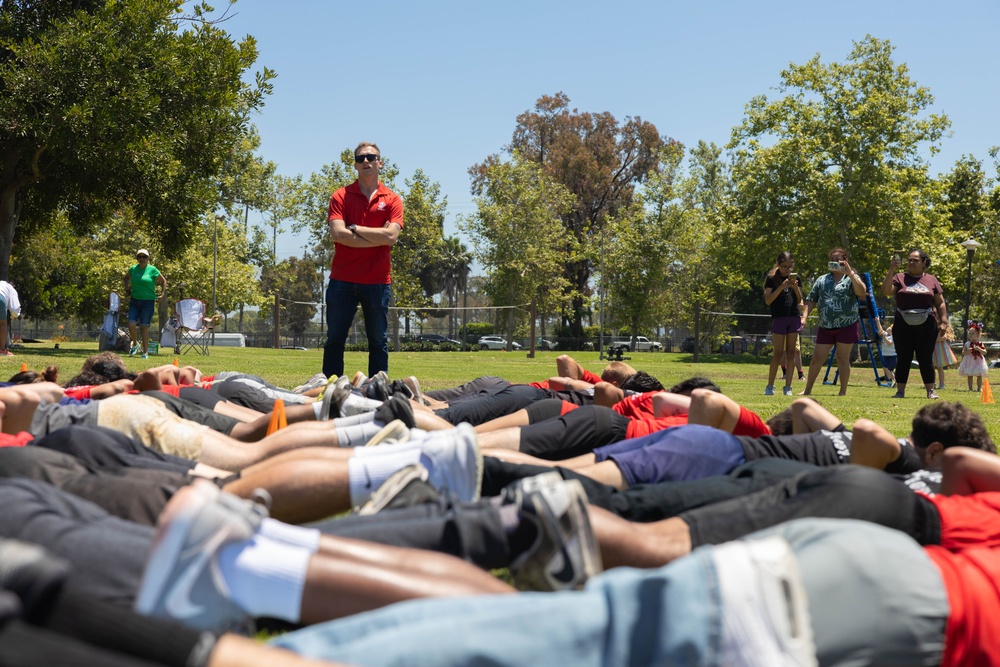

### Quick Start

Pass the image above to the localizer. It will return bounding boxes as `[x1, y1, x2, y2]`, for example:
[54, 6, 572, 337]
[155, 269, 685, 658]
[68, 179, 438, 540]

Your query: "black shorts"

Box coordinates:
[524, 398, 567, 424]
[682, 465, 942, 547]
[0, 446, 186, 526]
[33, 425, 196, 473]
[143, 390, 240, 435]
[518, 405, 629, 460]
[209, 381, 275, 413]
[178, 386, 225, 411]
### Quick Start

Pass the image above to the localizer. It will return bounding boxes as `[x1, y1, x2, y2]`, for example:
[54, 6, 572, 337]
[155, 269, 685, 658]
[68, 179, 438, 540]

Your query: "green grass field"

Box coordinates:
[13, 342, 1000, 441]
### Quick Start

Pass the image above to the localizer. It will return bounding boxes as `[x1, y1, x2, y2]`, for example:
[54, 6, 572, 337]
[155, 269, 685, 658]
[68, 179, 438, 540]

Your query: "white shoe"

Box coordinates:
[364, 419, 411, 447]
[415, 424, 482, 502]
[783, 386, 793, 396]
[764, 385, 775, 396]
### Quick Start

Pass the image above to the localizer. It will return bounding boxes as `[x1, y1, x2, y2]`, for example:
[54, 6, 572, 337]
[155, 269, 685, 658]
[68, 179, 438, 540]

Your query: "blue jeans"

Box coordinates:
[271, 520, 948, 667]
[272, 547, 723, 666]
[323, 279, 390, 378]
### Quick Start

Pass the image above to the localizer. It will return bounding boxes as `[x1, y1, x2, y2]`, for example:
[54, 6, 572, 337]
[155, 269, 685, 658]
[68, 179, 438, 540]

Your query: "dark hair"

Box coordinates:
[619, 371, 665, 393]
[90, 360, 130, 382]
[768, 251, 793, 278]
[81, 352, 126, 375]
[7, 366, 59, 385]
[668, 377, 722, 396]
[64, 370, 109, 388]
[910, 402, 995, 454]
[908, 248, 930, 270]
[829, 247, 848, 262]
[765, 407, 794, 436]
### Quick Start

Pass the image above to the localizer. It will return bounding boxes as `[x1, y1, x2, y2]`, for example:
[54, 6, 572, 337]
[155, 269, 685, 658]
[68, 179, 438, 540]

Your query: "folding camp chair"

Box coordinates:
[174, 298, 214, 355]
[98, 291, 133, 352]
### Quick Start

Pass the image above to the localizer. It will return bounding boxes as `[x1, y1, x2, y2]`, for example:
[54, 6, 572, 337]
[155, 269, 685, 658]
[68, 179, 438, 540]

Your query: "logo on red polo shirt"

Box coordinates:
[377, 202, 386, 211]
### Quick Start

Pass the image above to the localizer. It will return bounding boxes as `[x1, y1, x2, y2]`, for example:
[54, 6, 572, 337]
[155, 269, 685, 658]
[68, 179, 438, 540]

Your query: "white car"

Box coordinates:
[608, 336, 663, 352]
[478, 335, 521, 350]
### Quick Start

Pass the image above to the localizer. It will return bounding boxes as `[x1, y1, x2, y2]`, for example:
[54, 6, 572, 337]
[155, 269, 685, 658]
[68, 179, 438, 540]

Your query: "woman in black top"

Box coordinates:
[763, 251, 803, 396]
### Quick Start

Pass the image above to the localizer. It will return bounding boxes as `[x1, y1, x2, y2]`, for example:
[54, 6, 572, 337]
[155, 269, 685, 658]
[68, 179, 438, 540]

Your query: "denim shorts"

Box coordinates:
[127, 299, 155, 327]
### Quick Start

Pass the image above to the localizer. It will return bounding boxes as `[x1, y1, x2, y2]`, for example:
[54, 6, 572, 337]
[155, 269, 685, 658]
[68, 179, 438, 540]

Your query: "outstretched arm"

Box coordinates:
[790, 397, 842, 433]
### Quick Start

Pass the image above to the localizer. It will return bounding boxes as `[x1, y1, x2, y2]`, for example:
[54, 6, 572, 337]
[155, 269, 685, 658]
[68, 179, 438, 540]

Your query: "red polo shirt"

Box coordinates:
[328, 181, 404, 285]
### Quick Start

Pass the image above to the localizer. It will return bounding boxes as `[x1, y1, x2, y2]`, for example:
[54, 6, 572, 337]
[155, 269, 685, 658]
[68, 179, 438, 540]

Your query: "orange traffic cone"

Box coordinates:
[981, 378, 994, 404]
[173, 357, 180, 367]
[19, 363, 27, 372]
[266, 399, 288, 435]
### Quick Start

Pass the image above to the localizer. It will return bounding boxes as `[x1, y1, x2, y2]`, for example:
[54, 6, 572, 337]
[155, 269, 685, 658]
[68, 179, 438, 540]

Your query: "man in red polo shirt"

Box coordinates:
[324, 142, 404, 378]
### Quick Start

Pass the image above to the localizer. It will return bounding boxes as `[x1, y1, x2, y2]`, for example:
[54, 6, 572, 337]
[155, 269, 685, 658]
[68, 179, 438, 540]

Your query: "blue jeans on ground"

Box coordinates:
[271, 519, 948, 667]
[323, 280, 390, 378]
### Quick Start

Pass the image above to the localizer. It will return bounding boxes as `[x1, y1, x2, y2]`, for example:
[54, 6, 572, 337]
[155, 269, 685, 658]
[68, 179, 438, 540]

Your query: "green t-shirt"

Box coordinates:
[128, 264, 161, 300]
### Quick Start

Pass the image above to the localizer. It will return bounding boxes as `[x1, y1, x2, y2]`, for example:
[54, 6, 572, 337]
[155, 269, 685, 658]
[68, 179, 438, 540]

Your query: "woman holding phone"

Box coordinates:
[881, 248, 947, 400]
[801, 248, 868, 396]
[763, 251, 803, 396]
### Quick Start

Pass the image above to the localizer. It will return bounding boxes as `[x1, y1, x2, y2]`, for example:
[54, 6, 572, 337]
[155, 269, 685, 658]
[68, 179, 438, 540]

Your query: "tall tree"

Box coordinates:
[0, 0, 273, 279]
[728, 36, 950, 280]
[477, 93, 666, 338]
[461, 151, 576, 348]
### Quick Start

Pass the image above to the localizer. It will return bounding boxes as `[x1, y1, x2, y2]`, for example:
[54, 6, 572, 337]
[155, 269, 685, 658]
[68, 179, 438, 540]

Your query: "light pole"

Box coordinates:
[211, 215, 222, 343]
[960, 238, 983, 343]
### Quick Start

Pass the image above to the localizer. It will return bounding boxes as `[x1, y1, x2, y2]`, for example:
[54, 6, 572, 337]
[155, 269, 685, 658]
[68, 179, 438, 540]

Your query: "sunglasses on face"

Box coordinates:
[355, 154, 380, 163]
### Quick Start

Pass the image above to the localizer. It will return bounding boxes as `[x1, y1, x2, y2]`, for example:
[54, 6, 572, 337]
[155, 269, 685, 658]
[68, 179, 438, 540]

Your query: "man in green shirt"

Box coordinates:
[123, 248, 166, 359]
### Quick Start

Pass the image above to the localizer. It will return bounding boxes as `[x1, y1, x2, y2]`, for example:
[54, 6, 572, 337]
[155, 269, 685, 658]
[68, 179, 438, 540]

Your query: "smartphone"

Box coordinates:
[788, 273, 798, 278]
[828, 261, 842, 271]
[892, 250, 904, 262]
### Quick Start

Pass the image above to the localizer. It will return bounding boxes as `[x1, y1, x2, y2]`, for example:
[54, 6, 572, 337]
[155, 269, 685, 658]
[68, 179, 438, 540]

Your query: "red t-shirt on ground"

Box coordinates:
[328, 181, 404, 285]
[925, 545, 1000, 667]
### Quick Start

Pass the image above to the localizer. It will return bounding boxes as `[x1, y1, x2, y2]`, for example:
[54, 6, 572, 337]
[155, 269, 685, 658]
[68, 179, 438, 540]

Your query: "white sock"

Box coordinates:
[259, 518, 320, 552]
[333, 422, 384, 447]
[348, 448, 422, 507]
[312, 402, 324, 420]
[216, 533, 313, 622]
[331, 412, 376, 427]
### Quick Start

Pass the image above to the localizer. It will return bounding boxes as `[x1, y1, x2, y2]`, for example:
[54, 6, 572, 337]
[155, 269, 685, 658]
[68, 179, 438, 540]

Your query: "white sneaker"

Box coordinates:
[415, 424, 482, 502]
[134, 480, 255, 633]
[364, 419, 411, 447]
[764, 385, 775, 396]
[783, 386, 793, 396]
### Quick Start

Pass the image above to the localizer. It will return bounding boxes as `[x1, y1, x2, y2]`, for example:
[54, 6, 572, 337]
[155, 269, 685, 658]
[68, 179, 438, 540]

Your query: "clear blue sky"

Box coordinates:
[220, 0, 999, 261]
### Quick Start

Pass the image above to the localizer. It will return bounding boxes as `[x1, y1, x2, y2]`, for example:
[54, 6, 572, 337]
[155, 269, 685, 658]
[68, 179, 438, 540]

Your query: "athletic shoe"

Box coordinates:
[374, 394, 416, 428]
[129, 344, 140, 357]
[372, 370, 389, 385]
[927, 391, 940, 400]
[319, 377, 352, 421]
[351, 371, 367, 388]
[892, 391, 905, 399]
[293, 373, 329, 394]
[889, 380, 897, 388]
[388, 379, 415, 400]
[402, 376, 425, 404]
[0, 539, 70, 619]
[783, 386, 793, 396]
[0, 350, 13, 357]
[364, 376, 390, 401]
[764, 385, 775, 396]
[364, 419, 411, 447]
[797, 372, 806, 381]
[356, 463, 441, 515]
[507, 473, 603, 592]
[141, 353, 149, 359]
[415, 423, 482, 502]
[134, 480, 256, 633]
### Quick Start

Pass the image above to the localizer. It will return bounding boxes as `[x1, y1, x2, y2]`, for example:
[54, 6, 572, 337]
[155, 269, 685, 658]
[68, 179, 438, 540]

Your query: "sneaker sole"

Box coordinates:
[357, 463, 430, 515]
[365, 419, 411, 447]
[134, 482, 220, 615]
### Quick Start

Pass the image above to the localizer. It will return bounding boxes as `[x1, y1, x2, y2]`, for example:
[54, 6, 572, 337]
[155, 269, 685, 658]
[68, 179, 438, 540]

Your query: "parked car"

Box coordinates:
[415, 333, 462, 346]
[478, 335, 521, 350]
[536, 338, 558, 351]
[608, 336, 663, 352]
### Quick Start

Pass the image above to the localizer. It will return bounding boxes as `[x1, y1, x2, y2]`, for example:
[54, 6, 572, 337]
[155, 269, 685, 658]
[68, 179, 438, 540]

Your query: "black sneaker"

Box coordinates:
[364, 377, 390, 401]
[507, 473, 602, 591]
[388, 379, 415, 400]
[374, 394, 416, 428]
[320, 377, 352, 421]
[356, 463, 442, 515]
[0, 539, 70, 622]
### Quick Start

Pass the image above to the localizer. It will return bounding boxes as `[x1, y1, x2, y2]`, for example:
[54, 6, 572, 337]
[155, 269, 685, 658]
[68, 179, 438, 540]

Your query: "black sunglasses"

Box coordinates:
[355, 154, 380, 163]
